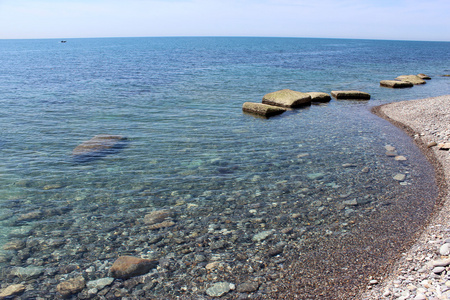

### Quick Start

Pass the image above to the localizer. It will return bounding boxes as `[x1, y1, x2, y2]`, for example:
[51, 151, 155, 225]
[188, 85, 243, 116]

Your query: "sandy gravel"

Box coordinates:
[360, 95, 450, 299]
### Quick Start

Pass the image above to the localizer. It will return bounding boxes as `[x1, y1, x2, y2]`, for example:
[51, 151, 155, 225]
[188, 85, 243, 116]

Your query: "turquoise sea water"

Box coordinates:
[0, 37, 449, 298]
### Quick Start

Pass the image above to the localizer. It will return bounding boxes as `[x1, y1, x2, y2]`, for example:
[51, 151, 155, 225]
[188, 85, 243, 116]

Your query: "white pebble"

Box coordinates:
[440, 243, 450, 256]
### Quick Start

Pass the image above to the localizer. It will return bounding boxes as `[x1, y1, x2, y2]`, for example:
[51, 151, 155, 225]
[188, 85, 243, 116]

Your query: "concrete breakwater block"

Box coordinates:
[242, 102, 287, 118]
[306, 92, 331, 103]
[331, 90, 371, 100]
[395, 75, 426, 85]
[262, 89, 311, 108]
[72, 134, 127, 161]
[380, 80, 414, 88]
[417, 73, 431, 80]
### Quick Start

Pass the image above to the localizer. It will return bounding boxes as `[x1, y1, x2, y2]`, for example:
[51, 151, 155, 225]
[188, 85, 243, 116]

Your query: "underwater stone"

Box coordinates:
[307, 173, 324, 180]
[237, 281, 260, 293]
[86, 277, 114, 290]
[0, 284, 26, 298]
[393, 173, 406, 181]
[56, 276, 86, 297]
[395, 155, 407, 161]
[206, 282, 233, 297]
[252, 229, 275, 242]
[72, 134, 127, 161]
[11, 266, 44, 279]
[110, 256, 158, 279]
[143, 209, 173, 225]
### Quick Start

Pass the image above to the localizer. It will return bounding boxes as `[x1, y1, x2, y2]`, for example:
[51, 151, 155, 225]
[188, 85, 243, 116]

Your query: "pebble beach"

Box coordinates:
[361, 95, 450, 300]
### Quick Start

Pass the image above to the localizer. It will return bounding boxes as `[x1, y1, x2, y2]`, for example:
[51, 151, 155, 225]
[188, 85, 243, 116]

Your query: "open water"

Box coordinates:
[0, 37, 450, 299]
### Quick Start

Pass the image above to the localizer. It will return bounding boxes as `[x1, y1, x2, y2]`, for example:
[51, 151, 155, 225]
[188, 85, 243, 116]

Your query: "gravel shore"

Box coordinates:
[361, 95, 450, 300]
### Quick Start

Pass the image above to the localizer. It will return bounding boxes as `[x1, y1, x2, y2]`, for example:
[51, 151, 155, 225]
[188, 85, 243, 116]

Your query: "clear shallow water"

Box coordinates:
[0, 37, 449, 298]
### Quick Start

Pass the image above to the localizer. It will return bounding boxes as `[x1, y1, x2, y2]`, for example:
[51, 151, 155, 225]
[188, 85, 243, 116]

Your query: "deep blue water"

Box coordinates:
[0, 37, 449, 298]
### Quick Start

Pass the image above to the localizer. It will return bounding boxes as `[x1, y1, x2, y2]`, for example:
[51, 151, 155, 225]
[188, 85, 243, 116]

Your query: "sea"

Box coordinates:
[0, 37, 449, 299]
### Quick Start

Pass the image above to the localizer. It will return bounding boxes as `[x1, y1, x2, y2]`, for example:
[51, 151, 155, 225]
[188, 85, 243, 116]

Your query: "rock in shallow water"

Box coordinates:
[262, 89, 312, 108]
[143, 209, 173, 225]
[110, 256, 158, 279]
[0, 284, 26, 298]
[331, 90, 370, 100]
[56, 276, 86, 297]
[307, 92, 331, 103]
[242, 102, 287, 118]
[237, 281, 260, 293]
[86, 277, 114, 290]
[72, 134, 127, 162]
[206, 282, 234, 297]
[252, 230, 275, 242]
[11, 266, 44, 279]
[380, 80, 414, 88]
[307, 173, 324, 180]
[395, 75, 426, 85]
[393, 173, 406, 181]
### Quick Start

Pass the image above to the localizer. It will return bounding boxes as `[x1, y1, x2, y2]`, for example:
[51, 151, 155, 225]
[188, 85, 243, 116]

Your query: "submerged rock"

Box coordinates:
[393, 173, 406, 181]
[56, 276, 86, 297]
[206, 282, 234, 297]
[237, 281, 260, 293]
[86, 277, 114, 290]
[242, 102, 287, 118]
[395, 75, 426, 85]
[307, 92, 331, 103]
[110, 256, 158, 279]
[252, 229, 275, 242]
[380, 80, 413, 88]
[0, 284, 26, 298]
[307, 173, 324, 180]
[331, 90, 371, 100]
[144, 209, 174, 225]
[11, 266, 44, 279]
[72, 134, 127, 162]
[262, 89, 311, 108]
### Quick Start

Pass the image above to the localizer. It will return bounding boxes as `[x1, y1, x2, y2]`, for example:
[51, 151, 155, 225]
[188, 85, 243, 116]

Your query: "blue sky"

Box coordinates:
[0, 0, 449, 41]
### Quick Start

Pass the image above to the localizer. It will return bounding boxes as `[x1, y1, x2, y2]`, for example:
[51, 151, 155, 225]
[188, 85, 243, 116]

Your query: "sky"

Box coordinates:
[0, 0, 449, 41]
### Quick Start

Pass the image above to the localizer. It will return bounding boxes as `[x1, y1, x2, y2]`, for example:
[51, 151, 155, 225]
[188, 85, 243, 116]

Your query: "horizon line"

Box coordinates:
[0, 35, 449, 43]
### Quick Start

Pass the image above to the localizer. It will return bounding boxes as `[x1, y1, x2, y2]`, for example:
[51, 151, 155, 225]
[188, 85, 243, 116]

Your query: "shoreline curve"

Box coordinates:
[361, 95, 450, 299]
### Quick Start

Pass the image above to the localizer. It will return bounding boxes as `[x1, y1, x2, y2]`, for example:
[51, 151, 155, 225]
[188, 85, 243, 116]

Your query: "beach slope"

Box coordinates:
[361, 95, 450, 299]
